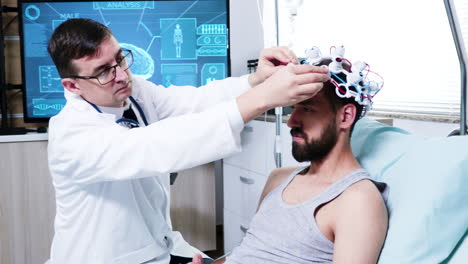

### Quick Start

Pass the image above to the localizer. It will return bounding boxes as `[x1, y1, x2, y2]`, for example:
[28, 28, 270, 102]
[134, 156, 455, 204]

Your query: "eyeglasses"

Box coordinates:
[68, 48, 134, 85]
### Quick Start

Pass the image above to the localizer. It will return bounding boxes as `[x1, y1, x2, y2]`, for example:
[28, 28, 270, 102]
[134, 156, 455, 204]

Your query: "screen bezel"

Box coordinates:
[18, 0, 231, 123]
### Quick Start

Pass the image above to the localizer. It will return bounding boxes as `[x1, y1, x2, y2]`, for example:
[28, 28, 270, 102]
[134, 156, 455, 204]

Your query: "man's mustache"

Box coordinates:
[290, 128, 306, 138]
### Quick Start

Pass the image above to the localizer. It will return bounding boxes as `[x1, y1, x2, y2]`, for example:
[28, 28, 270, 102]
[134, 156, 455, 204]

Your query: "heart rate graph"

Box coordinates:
[32, 98, 65, 116]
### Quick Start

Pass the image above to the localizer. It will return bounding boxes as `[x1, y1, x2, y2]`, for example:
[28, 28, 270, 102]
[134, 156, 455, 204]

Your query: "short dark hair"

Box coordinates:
[47, 18, 113, 78]
[317, 60, 364, 134]
[322, 79, 363, 134]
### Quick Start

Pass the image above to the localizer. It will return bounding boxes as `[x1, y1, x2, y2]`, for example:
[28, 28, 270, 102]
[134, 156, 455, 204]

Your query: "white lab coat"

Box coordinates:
[47, 75, 251, 264]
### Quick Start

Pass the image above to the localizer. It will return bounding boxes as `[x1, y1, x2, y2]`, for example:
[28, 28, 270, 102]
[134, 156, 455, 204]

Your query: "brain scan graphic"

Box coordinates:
[120, 43, 155, 80]
[20, 1, 228, 120]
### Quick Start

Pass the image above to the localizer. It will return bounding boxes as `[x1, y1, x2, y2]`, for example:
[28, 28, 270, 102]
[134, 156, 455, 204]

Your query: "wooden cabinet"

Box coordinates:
[170, 163, 217, 251]
[0, 136, 216, 264]
[0, 140, 54, 264]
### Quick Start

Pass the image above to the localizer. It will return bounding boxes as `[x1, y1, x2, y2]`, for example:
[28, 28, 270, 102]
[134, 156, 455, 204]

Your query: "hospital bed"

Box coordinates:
[349, 1, 468, 262]
[225, 0, 468, 261]
[223, 0, 468, 261]
[351, 117, 468, 264]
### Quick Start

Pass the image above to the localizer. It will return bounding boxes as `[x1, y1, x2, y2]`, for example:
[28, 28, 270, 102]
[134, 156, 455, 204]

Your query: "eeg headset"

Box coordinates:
[301, 46, 384, 117]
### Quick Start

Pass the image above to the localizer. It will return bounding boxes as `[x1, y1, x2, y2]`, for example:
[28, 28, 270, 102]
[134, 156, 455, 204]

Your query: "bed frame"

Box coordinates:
[445, 0, 468, 135]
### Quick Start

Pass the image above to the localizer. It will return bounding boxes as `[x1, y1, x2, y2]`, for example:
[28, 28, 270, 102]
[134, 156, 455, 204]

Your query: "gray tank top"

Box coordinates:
[225, 167, 388, 264]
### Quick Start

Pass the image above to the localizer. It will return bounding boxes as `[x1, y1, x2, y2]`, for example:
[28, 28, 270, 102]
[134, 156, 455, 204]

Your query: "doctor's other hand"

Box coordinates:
[248, 46, 299, 87]
[188, 253, 203, 264]
[259, 64, 330, 107]
[237, 64, 330, 123]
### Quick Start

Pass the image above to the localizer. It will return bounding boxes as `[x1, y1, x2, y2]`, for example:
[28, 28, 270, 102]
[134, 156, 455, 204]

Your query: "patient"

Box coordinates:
[192, 48, 389, 264]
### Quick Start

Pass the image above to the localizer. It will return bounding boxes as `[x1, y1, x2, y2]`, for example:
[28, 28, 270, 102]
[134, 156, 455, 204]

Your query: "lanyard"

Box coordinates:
[86, 96, 149, 127]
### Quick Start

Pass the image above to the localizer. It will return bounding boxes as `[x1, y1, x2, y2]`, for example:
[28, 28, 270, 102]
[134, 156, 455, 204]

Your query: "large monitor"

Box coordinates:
[19, 0, 230, 122]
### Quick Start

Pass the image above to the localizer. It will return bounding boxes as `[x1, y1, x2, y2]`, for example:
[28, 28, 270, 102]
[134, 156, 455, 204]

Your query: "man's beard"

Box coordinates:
[291, 119, 338, 163]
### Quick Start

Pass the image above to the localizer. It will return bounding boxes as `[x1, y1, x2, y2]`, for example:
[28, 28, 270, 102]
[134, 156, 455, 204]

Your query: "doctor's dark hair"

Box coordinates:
[47, 18, 113, 78]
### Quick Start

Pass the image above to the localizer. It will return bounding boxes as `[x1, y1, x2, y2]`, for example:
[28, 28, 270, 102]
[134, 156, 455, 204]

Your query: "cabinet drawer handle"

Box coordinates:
[239, 176, 254, 185]
[243, 126, 253, 133]
[240, 225, 248, 233]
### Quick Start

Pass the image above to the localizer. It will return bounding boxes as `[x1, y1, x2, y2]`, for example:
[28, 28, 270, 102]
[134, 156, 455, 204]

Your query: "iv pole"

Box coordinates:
[273, 0, 282, 168]
[273, 0, 303, 167]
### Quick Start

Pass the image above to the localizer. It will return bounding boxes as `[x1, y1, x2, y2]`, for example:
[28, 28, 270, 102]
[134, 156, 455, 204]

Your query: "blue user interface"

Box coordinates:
[20, 0, 229, 120]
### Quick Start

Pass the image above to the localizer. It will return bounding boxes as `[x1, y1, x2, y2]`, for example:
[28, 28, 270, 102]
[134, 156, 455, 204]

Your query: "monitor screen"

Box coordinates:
[19, 0, 230, 122]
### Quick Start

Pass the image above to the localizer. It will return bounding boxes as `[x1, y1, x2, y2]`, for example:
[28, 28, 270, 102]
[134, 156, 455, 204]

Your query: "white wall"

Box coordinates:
[229, 0, 264, 77]
[260, 0, 467, 138]
[393, 119, 460, 138]
[216, 0, 264, 226]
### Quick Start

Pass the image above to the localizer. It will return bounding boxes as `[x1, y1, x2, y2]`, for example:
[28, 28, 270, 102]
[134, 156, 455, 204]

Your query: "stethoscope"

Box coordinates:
[86, 96, 149, 128]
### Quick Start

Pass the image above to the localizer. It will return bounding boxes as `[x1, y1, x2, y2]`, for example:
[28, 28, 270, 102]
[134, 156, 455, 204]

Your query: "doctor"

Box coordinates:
[46, 18, 329, 264]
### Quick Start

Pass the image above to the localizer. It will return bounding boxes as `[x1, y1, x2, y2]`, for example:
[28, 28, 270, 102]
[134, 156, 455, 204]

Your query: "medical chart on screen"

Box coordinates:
[21, 1, 228, 118]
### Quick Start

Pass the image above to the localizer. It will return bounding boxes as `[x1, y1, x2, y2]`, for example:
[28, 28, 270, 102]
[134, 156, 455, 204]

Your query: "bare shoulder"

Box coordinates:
[341, 179, 385, 204]
[266, 166, 302, 191]
[257, 166, 303, 207]
[332, 179, 389, 263]
[336, 179, 388, 222]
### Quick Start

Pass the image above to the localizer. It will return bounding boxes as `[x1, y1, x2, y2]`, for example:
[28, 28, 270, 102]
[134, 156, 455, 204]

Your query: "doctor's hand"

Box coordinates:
[188, 253, 203, 264]
[237, 64, 330, 123]
[248, 46, 299, 87]
[258, 64, 330, 107]
[188, 253, 226, 264]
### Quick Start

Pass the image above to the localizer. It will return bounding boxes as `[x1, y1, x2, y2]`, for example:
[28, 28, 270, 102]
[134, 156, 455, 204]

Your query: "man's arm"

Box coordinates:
[332, 181, 388, 264]
[187, 167, 300, 264]
[186, 167, 303, 264]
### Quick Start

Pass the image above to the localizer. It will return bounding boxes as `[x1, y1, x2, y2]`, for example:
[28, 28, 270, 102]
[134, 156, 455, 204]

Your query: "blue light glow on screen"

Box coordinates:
[20, 0, 229, 120]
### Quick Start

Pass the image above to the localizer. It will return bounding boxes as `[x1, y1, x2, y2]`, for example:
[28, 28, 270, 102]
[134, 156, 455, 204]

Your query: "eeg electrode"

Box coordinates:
[301, 46, 384, 116]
